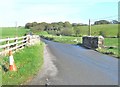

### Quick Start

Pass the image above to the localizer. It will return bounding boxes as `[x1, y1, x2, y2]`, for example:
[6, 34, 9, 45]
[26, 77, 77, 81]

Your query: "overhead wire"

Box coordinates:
[91, 15, 118, 21]
[89, 15, 118, 23]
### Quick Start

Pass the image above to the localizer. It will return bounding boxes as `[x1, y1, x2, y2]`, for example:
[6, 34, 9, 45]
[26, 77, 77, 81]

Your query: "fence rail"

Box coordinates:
[0, 35, 39, 56]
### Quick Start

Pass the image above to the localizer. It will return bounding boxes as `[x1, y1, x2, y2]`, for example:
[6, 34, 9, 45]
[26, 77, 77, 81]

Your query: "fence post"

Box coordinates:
[6, 37, 10, 55]
[27, 35, 30, 46]
[23, 36, 27, 47]
[15, 36, 18, 51]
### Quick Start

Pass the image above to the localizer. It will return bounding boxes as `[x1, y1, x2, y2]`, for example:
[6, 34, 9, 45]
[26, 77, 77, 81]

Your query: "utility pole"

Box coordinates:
[0, 27, 2, 39]
[88, 19, 91, 36]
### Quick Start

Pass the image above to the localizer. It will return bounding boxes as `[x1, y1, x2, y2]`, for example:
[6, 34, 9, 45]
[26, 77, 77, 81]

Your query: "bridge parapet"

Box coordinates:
[82, 36, 104, 49]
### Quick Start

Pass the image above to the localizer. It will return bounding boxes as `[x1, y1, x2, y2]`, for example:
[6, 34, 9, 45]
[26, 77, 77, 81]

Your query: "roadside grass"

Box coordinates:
[41, 34, 82, 44]
[96, 38, 119, 58]
[53, 36, 82, 44]
[0, 27, 30, 38]
[2, 42, 44, 85]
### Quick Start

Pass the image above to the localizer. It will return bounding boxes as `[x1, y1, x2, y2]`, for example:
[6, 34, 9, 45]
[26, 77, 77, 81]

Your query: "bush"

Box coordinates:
[60, 28, 74, 36]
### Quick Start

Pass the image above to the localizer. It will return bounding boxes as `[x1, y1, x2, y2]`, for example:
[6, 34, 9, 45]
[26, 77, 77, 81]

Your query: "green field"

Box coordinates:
[0, 27, 30, 38]
[78, 24, 118, 37]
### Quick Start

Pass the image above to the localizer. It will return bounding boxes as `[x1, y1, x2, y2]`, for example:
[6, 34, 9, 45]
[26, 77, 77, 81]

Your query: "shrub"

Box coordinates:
[60, 28, 74, 36]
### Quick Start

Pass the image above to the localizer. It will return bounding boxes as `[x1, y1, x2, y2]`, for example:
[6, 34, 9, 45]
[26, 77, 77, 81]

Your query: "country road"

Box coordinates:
[27, 39, 118, 85]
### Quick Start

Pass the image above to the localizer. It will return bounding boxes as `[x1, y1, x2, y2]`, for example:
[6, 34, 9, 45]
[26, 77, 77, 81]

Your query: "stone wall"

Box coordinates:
[82, 36, 104, 49]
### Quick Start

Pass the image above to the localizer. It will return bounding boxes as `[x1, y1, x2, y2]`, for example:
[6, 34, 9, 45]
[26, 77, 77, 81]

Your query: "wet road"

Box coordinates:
[28, 39, 118, 85]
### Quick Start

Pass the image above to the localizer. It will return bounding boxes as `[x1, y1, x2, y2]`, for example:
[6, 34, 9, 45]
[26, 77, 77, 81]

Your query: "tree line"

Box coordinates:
[25, 20, 119, 36]
[25, 21, 83, 36]
[94, 20, 119, 25]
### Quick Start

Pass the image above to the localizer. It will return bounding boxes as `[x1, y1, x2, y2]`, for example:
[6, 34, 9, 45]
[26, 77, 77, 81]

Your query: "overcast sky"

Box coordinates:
[0, 0, 119, 27]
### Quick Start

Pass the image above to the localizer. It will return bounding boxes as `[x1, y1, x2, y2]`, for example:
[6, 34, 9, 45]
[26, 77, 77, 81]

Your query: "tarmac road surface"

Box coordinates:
[27, 39, 118, 85]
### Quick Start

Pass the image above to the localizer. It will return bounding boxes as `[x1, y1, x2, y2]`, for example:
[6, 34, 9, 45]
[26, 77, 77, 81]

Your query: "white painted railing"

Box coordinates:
[0, 35, 40, 56]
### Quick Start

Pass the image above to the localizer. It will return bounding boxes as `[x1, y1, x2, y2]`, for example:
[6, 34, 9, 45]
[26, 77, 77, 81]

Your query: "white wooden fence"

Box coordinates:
[0, 35, 40, 56]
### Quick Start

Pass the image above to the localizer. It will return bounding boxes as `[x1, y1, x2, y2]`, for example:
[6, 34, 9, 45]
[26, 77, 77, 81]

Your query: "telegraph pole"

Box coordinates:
[88, 19, 91, 36]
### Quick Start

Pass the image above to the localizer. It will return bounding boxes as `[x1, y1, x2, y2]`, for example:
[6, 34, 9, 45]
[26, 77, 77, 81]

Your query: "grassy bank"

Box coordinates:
[2, 42, 44, 85]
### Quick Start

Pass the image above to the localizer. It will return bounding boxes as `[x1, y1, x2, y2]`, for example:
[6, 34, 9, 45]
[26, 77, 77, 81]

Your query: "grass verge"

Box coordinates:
[2, 42, 44, 85]
[96, 38, 119, 58]
[53, 36, 82, 44]
[40, 35, 82, 44]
